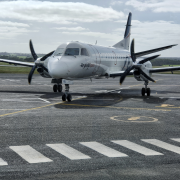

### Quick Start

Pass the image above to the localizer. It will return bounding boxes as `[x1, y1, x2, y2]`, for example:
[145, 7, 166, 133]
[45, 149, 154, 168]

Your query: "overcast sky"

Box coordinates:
[0, 0, 179, 57]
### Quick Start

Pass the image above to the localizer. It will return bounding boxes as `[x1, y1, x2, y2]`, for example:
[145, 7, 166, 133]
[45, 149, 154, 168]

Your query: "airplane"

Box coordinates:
[0, 12, 180, 102]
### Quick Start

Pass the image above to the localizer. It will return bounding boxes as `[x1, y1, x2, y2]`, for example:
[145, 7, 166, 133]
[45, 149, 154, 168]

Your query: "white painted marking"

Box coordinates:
[80, 142, 128, 157]
[107, 90, 116, 93]
[47, 143, 90, 160]
[160, 97, 180, 99]
[38, 98, 50, 103]
[0, 109, 26, 110]
[142, 139, 180, 154]
[171, 138, 180, 143]
[2, 99, 44, 102]
[10, 145, 53, 163]
[95, 90, 108, 93]
[0, 158, 8, 166]
[118, 91, 121, 93]
[112, 140, 163, 156]
[81, 99, 114, 101]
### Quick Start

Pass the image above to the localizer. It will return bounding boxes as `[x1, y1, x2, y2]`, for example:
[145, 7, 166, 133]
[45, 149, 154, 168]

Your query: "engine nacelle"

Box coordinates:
[37, 67, 51, 78]
[134, 61, 152, 81]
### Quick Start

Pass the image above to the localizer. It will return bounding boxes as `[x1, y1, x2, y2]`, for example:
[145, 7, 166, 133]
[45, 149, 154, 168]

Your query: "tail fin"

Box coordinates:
[113, 12, 132, 50]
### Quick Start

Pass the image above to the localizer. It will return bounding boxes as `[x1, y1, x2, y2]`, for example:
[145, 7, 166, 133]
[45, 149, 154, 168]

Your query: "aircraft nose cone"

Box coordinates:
[48, 57, 68, 78]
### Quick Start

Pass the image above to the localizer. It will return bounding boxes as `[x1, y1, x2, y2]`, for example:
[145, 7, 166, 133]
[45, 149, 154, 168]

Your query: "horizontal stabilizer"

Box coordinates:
[135, 44, 177, 58]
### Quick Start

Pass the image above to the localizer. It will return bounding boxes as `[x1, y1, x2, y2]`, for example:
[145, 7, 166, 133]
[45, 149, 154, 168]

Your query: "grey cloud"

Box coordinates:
[53, 27, 88, 31]
[126, 0, 180, 13]
[0, 21, 29, 27]
[0, 1, 125, 24]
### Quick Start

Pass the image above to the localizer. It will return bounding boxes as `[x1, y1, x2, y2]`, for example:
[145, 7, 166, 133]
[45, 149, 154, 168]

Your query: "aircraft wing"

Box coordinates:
[135, 44, 177, 58]
[149, 66, 180, 73]
[109, 70, 133, 77]
[0, 59, 34, 67]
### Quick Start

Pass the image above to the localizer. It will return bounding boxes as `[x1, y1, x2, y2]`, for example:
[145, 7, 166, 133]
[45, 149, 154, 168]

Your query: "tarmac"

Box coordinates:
[0, 73, 180, 180]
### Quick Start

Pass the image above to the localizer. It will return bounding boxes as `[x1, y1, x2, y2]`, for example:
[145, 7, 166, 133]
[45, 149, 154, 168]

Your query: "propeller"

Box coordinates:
[120, 39, 158, 85]
[28, 64, 37, 84]
[28, 40, 38, 84]
[28, 39, 54, 84]
[120, 66, 134, 85]
[131, 39, 136, 62]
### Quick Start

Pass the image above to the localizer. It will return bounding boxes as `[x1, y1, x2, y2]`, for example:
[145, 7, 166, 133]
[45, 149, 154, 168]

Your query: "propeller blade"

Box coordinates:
[28, 65, 37, 84]
[40, 51, 55, 61]
[138, 54, 160, 64]
[29, 39, 38, 61]
[130, 39, 136, 62]
[120, 66, 134, 85]
[138, 68, 156, 82]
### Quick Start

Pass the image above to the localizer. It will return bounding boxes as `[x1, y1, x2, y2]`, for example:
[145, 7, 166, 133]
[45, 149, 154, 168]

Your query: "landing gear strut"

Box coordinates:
[141, 81, 151, 96]
[62, 84, 72, 102]
[53, 84, 62, 92]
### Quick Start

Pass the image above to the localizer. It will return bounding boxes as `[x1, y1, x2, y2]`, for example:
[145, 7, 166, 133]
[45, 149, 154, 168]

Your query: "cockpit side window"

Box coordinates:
[81, 48, 89, 56]
[53, 48, 65, 56]
[64, 48, 79, 56]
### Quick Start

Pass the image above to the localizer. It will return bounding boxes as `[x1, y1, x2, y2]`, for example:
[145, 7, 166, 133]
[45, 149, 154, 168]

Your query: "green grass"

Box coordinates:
[0, 62, 38, 74]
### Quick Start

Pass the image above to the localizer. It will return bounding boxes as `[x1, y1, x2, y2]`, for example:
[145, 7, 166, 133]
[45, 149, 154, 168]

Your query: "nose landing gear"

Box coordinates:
[141, 81, 151, 96]
[53, 84, 62, 92]
[62, 84, 72, 102]
[52, 79, 63, 93]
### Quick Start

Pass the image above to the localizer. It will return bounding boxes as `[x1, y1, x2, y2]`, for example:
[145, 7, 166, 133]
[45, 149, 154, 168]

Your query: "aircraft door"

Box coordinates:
[89, 45, 101, 73]
[112, 51, 117, 65]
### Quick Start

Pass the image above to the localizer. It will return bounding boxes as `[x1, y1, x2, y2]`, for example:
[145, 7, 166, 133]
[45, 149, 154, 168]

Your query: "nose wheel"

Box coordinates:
[53, 84, 62, 92]
[141, 82, 151, 96]
[62, 84, 72, 102]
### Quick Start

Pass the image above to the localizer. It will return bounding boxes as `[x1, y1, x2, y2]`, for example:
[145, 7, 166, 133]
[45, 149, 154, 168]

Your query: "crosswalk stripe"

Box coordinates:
[46, 143, 91, 160]
[142, 139, 180, 154]
[9, 145, 53, 163]
[111, 140, 163, 156]
[0, 158, 8, 166]
[171, 138, 180, 143]
[80, 141, 128, 157]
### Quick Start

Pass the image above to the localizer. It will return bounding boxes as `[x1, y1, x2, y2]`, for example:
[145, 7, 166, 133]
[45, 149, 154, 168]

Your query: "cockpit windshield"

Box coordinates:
[65, 48, 79, 56]
[53, 48, 65, 56]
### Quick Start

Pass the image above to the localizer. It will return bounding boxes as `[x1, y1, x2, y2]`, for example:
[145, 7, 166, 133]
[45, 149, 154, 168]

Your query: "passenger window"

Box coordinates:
[65, 48, 79, 56]
[81, 48, 89, 56]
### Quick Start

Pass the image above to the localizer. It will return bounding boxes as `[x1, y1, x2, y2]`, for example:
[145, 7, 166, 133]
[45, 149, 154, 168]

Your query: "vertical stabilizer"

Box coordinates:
[113, 12, 132, 50]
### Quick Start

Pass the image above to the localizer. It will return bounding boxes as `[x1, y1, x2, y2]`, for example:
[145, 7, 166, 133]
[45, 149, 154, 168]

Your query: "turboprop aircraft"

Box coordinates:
[0, 12, 180, 102]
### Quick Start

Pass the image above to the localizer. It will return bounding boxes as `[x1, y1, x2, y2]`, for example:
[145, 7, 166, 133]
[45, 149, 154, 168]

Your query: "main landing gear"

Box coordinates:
[62, 84, 72, 102]
[53, 84, 62, 92]
[141, 81, 151, 96]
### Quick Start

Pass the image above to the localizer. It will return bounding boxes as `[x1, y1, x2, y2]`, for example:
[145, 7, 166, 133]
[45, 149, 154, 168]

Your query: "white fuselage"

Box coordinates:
[44, 41, 151, 80]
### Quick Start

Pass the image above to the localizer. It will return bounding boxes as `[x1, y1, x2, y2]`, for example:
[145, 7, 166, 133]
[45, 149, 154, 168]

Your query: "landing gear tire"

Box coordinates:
[62, 84, 72, 102]
[67, 94, 72, 102]
[141, 88, 145, 96]
[147, 88, 151, 96]
[62, 94, 66, 101]
[58, 84, 62, 92]
[53, 84, 57, 92]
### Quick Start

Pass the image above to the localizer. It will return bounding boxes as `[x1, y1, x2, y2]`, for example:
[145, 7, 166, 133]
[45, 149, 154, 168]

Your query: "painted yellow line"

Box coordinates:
[156, 106, 180, 109]
[110, 116, 158, 123]
[0, 101, 63, 117]
[61, 103, 171, 111]
[0, 96, 86, 118]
